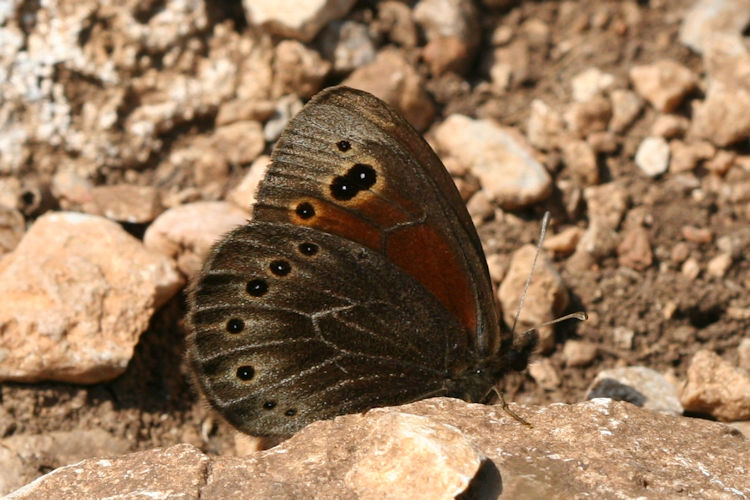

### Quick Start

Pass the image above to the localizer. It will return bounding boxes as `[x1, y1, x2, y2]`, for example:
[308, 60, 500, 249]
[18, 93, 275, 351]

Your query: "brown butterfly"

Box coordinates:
[187, 86, 537, 438]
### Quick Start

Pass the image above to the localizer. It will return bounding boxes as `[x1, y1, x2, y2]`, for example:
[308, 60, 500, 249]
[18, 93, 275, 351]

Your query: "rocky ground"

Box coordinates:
[0, 0, 749, 497]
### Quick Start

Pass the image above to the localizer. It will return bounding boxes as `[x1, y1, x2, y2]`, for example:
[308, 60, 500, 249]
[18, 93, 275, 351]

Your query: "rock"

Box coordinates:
[635, 136, 670, 177]
[0, 212, 183, 383]
[562, 340, 598, 367]
[670, 241, 690, 264]
[617, 226, 653, 271]
[263, 94, 304, 143]
[414, 0, 481, 75]
[10, 399, 750, 498]
[681, 225, 713, 244]
[0, 430, 130, 496]
[242, 0, 356, 42]
[377, 1, 419, 48]
[691, 50, 750, 147]
[568, 221, 619, 270]
[739, 338, 750, 373]
[571, 67, 615, 102]
[319, 21, 376, 74]
[212, 121, 266, 166]
[7, 443, 209, 499]
[650, 114, 690, 139]
[227, 155, 272, 213]
[629, 60, 698, 113]
[344, 49, 435, 131]
[609, 89, 643, 133]
[272, 40, 331, 99]
[488, 40, 531, 92]
[668, 139, 715, 173]
[706, 252, 733, 277]
[498, 244, 569, 351]
[584, 182, 629, 230]
[84, 185, 163, 224]
[586, 131, 619, 154]
[704, 150, 736, 175]
[0, 206, 24, 257]
[612, 326, 635, 350]
[466, 189, 493, 227]
[587, 366, 683, 415]
[561, 139, 599, 185]
[542, 226, 583, 256]
[143, 201, 250, 278]
[168, 137, 230, 200]
[528, 358, 561, 390]
[564, 96, 612, 138]
[681, 257, 701, 280]
[679, 0, 750, 54]
[485, 252, 508, 284]
[681, 350, 750, 422]
[527, 99, 565, 151]
[434, 115, 552, 209]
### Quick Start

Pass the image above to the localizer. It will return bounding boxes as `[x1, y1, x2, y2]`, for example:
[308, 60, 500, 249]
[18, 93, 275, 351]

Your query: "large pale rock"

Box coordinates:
[0, 206, 24, 256]
[681, 350, 750, 422]
[9, 399, 750, 499]
[679, 0, 750, 54]
[691, 51, 750, 147]
[0, 430, 130, 496]
[243, 0, 356, 42]
[0, 212, 183, 383]
[143, 201, 250, 277]
[434, 115, 552, 209]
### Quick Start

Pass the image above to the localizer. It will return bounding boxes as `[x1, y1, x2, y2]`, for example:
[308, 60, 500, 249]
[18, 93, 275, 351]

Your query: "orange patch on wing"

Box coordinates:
[385, 223, 476, 334]
[292, 199, 382, 251]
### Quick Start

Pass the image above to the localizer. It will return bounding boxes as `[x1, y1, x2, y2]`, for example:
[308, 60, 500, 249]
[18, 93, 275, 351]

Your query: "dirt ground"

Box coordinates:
[2, 0, 749, 468]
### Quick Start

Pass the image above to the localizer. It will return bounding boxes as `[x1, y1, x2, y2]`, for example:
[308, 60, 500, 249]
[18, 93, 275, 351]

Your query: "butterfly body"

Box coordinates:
[187, 87, 536, 437]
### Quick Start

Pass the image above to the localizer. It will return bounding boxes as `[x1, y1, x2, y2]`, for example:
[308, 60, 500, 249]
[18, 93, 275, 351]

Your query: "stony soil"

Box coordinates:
[1, 0, 748, 474]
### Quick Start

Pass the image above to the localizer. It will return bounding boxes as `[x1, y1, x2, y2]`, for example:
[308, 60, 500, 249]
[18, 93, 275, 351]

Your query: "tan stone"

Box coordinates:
[434, 115, 552, 209]
[9, 400, 750, 499]
[681, 350, 750, 421]
[344, 49, 435, 131]
[0, 212, 183, 383]
[498, 244, 569, 351]
[143, 201, 250, 278]
[84, 184, 163, 223]
[629, 60, 698, 113]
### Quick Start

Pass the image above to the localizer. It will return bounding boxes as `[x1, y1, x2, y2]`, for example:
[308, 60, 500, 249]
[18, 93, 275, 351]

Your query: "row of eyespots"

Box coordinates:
[234, 366, 296, 416]
[221, 241, 321, 418]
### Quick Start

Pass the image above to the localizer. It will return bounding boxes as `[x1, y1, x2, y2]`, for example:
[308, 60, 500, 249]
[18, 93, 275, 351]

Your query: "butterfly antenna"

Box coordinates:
[510, 211, 551, 336]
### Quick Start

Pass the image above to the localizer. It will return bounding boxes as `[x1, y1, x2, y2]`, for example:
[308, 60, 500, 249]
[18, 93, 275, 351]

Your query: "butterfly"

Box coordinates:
[187, 86, 538, 438]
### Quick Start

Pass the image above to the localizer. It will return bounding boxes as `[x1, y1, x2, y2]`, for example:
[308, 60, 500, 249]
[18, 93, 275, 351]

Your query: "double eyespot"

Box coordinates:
[330, 163, 377, 201]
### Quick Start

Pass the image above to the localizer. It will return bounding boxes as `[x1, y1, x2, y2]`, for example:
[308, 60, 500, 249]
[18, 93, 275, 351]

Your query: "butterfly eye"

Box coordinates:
[336, 140, 351, 152]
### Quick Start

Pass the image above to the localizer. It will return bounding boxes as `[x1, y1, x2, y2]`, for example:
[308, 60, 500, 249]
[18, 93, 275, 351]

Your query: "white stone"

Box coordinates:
[635, 136, 670, 177]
